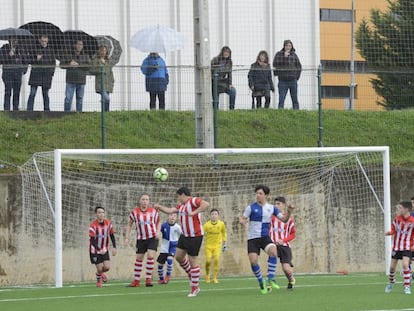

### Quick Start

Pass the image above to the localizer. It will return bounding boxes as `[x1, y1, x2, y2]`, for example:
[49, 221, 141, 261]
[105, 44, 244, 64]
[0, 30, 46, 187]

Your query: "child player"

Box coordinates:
[89, 206, 117, 287]
[157, 213, 182, 284]
[385, 201, 414, 295]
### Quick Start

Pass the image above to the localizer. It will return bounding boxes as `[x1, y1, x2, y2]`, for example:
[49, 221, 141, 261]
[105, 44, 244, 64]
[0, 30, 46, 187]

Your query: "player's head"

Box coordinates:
[274, 196, 286, 208]
[176, 186, 191, 203]
[209, 208, 220, 221]
[95, 206, 105, 222]
[139, 193, 150, 209]
[168, 212, 177, 224]
[398, 201, 411, 216]
[255, 185, 270, 204]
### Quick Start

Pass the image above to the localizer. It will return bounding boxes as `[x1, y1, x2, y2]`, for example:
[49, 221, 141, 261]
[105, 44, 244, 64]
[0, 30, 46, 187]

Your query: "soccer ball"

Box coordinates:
[153, 167, 168, 182]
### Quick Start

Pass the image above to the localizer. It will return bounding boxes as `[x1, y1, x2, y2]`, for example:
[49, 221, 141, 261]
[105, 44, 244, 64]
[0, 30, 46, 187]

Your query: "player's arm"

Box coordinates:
[110, 233, 117, 256]
[221, 222, 227, 252]
[154, 204, 178, 214]
[125, 218, 133, 246]
[283, 225, 296, 243]
[188, 199, 209, 216]
[278, 204, 295, 223]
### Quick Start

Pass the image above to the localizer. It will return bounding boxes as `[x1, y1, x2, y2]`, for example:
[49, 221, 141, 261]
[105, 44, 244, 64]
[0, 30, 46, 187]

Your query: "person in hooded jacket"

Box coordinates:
[141, 52, 169, 110]
[272, 40, 302, 110]
[248, 50, 274, 109]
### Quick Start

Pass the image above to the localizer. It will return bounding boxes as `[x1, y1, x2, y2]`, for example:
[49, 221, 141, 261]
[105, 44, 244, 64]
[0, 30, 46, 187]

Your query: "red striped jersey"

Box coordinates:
[177, 197, 203, 237]
[129, 207, 160, 240]
[390, 215, 414, 251]
[89, 219, 115, 254]
[270, 214, 296, 247]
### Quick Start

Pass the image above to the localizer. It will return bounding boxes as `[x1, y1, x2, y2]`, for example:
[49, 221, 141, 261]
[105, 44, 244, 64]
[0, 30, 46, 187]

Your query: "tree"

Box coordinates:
[355, 0, 414, 110]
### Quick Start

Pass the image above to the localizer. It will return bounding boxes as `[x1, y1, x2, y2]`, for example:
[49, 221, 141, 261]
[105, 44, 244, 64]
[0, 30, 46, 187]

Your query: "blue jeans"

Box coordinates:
[98, 91, 110, 112]
[27, 85, 50, 111]
[225, 87, 236, 110]
[64, 83, 85, 112]
[3, 74, 22, 111]
[278, 80, 299, 109]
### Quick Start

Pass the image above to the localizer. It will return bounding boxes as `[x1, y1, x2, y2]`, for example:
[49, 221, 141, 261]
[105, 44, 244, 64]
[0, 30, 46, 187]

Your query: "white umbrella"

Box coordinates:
[130, 25, 185, 53]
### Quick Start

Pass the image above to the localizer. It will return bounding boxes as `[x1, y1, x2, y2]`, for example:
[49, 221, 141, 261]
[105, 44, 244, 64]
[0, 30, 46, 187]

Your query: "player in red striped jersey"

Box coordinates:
[125, 193, 160, 287]
[89, 206, 117, 288]
[270, 196, 296, 289]
[155, 186, 210, 297]
[385, 201, 414, 295]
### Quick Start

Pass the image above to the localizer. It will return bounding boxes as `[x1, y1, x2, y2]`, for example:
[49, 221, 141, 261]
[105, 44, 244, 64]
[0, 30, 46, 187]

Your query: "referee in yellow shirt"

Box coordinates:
[203, 208, 227, 283]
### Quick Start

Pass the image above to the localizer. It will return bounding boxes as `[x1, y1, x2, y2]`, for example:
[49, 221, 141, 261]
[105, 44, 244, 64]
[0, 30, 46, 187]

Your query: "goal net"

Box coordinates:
[19, 147, 390, 287]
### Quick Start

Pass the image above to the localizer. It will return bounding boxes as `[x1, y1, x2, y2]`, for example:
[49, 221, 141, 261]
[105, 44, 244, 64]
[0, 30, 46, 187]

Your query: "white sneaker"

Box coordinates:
[385, 283, 393, 293]
[187, 287, 200, 297]
[404, 286, 411, 295]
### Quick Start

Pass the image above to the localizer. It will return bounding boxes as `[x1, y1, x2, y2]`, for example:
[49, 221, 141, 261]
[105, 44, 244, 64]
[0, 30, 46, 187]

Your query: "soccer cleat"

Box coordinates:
[287, 278, 296, 289]
[268, 279, 280, 290]
[164, 276, 170, 284]
[101, 273, 107, 283]
[188, 286, 200, 297]
[404, 286, 411, 295]
[259, 282, 271, 295]
[145, 279, 153, 287]
[127, 280, 140, 287]
[385, 283, 393, 293]
[205, 275, 210, 283]
[213, 278, 219, 284]
[96, 280, 102, 288]
[158, 279, 165, 284]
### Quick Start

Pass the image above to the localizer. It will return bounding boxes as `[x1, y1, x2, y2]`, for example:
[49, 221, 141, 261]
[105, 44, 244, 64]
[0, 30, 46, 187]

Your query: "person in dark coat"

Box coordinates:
[27, 35, 56, 111]
[248, 50, 274, 109]
[60, 40, 91, 112]
[272, 40, 302, 110]
[0, 37, 28, 111]
[141, 52, 169, 110]
[211, 46, 236, 110]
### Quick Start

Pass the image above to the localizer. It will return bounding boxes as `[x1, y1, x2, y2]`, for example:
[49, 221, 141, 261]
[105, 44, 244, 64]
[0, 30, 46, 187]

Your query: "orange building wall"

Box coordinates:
[319, 0, 388, 110]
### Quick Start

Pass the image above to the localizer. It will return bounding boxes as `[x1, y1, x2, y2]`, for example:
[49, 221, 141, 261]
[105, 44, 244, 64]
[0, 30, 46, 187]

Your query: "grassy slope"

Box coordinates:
[1, 109, 413, 167]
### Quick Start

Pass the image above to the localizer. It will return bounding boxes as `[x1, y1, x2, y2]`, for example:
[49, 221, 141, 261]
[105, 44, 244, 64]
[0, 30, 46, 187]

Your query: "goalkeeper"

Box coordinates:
[203, 208, 227, 284]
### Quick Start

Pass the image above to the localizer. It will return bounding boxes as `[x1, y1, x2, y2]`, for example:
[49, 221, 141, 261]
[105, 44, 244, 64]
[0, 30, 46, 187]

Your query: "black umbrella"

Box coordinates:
[94, 35, 122, 65]
[0, 27, 33, 40]
[60, 30, 98, 58]
[19, 21, 63, 51]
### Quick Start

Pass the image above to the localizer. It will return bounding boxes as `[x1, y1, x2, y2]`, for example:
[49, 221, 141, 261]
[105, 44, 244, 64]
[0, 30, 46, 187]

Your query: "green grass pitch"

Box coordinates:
[1, 273, 413, 311]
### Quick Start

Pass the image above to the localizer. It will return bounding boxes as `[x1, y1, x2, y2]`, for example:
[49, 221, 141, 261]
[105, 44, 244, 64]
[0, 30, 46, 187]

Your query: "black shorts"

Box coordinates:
[157, 253, 173, 264]
[247, 236, 275, 255]
[277, 245, 293, 265]
[176, 235, 203, 257]
[136, 237, 158, 254]
[392, 250, 412, 260]
[90, 252, 110, 265]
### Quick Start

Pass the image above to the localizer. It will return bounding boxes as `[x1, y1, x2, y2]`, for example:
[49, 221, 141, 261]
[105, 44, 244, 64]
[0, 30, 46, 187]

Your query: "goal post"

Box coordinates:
[20, 147, 391, 288]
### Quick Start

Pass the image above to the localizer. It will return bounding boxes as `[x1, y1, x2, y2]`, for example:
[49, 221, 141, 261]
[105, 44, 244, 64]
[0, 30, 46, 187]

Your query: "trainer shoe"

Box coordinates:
[145, 279, 153, 287]
[268, 279, 280, 290]
[205, 275, 210, 283]
[127, 280, 140, 287]
[385, 283, 393, 293]
[259, 282, 271, 295]
[164, 276, 170, 284]
[96, 280, 102, 288]
[158, 279, 165, 284]
[101, 273, 107, 283]
[188, 286, 200, 297]
[404, 286, 411, 295]
[287, 278, 296, 289]
[213, 278, 219, 284]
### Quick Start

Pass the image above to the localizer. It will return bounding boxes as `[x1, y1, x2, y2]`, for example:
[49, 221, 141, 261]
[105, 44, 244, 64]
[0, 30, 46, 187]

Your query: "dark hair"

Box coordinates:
[210, 208, 219, 215]
[176, 186, 191, 196]
[400, 201, 412, 209]
[219, 46, 232, 58]
[95, 206, 105, 213]
[256, 50, 269, 63]
[255, 184, 270, 195]
[274, 196, 286, 204]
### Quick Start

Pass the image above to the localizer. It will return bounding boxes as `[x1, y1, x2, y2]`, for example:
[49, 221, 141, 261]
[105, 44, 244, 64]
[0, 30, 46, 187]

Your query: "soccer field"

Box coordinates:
[1, 273, 413, 311]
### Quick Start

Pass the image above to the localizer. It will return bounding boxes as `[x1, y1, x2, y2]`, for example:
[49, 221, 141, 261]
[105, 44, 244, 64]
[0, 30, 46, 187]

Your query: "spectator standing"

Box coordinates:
[211, 46, 236, 110]
[141, 52, 169, 110]
[91, 46, 114, 112]
[273, 40, 302, 110]
[0, 37, 28, 111]
[248, 50, 274, 109]
[27, 35, 56, 111]
[60, 40, 91, 112]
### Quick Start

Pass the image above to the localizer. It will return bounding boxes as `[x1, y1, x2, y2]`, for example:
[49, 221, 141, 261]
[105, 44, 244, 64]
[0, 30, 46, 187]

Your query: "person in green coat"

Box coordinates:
[91, 46, 114, 111]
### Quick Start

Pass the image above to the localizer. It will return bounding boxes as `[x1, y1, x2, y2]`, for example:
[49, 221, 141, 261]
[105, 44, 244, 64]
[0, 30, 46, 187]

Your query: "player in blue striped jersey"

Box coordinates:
[240, 185, 294, 294]
[157, 213, 182, 284]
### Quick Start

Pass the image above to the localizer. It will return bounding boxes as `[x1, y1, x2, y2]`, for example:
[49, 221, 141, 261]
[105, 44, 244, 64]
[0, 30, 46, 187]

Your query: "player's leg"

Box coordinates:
[165, 255, 174, 284]
[212, 246, 221, 283]
[205, 246, 213, 283]
[176, 236, 191, 277]
[157, 253, 167, 284]
[128, 240, 145, 287]
[248, 238, 269, 294]
[187, 236, 203, 297]
[264, 240, 279, 289]
[279, 246, 295, 288]
[402, 253, 411, 294]
[145, 238, 158, 287]
[385, 257, 399, 293]
[101, 252, 111, 283]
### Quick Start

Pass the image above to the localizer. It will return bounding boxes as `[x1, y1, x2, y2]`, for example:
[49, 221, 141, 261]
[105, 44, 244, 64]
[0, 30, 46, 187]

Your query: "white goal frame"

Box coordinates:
[51, 146, 391, 288]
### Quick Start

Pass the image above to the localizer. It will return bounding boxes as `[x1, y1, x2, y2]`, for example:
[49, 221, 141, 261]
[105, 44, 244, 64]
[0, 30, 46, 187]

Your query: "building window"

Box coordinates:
[320, 9, 353, 22]
[321, 86, 358, 99]
[321, 60, 367, 73]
